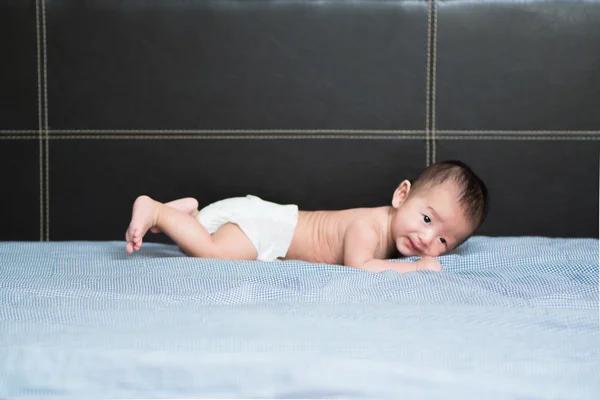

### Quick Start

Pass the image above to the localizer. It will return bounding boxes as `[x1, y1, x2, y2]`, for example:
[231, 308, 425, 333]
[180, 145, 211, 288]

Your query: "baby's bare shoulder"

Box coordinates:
[342, 207, 394, 256]
[338, 208, 386, 235]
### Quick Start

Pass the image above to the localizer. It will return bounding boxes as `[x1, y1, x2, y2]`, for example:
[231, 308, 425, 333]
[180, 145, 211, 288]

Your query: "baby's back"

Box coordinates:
[286, 207, 389, 264]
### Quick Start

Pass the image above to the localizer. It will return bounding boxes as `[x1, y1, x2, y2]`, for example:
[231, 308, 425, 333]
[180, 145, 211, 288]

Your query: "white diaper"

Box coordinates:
[196, 195, 298, 262]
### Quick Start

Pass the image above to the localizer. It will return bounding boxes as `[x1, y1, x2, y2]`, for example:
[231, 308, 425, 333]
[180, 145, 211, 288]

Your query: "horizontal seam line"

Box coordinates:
[0, 135, 428, 140]
[1, 135, 598, 140]
[1, 129, 424, 134]
[2, 129, 600, 134]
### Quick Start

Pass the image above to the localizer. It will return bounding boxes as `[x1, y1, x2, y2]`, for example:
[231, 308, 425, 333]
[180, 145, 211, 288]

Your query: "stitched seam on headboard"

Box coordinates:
[3, 129, 600, 135]
[40, 135, 429, 140]
[2, 129, 600, 135]
[425, 0, 432, 167]
[431, 0, 439, 164]
[438, 130, 600, 134]
[36, 0, 43, 242]
[42, 0, 50, 241]
[48, 129, 425, 134]
[430, 136, 600, 140]
[2, 135, 598, 141]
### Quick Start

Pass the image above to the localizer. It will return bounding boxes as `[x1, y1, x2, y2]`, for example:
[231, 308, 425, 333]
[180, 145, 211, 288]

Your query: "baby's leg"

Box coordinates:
[210, 223, 258, 260]
[150, 197, 198, 233]
[164, 197, 199, 216]
[125, 195, 257, 260]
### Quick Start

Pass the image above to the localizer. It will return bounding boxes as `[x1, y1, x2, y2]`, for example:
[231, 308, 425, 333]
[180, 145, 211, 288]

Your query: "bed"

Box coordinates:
[2, 0, 600, 398]
[1, 237, 598, 399]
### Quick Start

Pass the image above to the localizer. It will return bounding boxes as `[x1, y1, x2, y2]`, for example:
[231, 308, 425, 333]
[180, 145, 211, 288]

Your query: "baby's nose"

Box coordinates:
[419, 232, 434, 246]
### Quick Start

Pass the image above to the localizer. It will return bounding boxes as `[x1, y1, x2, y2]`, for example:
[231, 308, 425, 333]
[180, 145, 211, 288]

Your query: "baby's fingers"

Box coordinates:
[416, 256, 442, 272]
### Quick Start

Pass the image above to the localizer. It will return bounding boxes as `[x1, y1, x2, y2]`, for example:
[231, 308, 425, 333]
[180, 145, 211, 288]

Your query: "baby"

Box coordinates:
[125, 160, 488, 273]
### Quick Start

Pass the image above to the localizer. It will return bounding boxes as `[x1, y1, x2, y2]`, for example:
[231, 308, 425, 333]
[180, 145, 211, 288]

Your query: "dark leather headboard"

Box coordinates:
[2, 0, 599, 242]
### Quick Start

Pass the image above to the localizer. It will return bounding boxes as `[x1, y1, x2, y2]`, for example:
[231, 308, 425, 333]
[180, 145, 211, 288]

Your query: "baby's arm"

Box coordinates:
[342, 222, 441, 273]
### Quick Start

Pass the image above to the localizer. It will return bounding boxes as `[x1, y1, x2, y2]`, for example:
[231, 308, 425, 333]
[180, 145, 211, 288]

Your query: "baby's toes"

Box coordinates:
[126, 227, 138, 241]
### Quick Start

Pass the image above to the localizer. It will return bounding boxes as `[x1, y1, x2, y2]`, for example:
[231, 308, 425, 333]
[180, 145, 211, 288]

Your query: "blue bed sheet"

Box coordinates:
[0, 236, 598, 399]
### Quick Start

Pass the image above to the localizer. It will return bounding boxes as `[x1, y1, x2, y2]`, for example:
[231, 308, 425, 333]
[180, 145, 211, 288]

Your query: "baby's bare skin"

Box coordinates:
[286, 208, 393, 265]
[126, 180, 473, 273]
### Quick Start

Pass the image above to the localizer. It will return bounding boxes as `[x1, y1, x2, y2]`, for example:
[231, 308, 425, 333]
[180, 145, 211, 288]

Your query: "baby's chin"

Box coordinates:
[395, 238, 417, 257]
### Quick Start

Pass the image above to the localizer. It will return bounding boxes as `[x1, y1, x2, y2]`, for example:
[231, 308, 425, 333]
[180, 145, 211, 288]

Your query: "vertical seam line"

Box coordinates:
[431, 0, 438, 164]
[425, 0, 433, 167]
[42, 0, 49, 241]
[36, 0, 44, 241]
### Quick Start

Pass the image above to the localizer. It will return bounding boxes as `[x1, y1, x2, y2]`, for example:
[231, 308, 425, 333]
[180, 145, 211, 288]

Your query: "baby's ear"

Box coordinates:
[392, 180, 411, 208]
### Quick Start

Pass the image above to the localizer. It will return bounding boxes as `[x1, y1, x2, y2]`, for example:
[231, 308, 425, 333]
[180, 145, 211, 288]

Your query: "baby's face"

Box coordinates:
[391, 181, 474, 257]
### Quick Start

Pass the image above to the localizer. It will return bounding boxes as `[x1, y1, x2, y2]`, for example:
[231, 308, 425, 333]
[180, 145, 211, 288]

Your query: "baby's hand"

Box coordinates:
[415, 256, 442, 272]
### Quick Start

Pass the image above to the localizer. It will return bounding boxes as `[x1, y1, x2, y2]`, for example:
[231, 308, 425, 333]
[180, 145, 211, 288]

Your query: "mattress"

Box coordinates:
[0, 236, 598, 399]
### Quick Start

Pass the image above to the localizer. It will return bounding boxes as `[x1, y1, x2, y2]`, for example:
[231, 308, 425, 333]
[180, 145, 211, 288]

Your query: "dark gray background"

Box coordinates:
[1, 0, 598, 242]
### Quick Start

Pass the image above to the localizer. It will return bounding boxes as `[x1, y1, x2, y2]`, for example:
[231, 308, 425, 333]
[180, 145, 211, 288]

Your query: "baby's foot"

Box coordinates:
[150, 197, 199, 233]
[125, 195, 159, 254]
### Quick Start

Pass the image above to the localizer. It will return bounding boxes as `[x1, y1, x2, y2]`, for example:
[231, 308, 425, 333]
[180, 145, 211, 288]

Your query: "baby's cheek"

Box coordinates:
[395, 237, 410, 256]
[395, 237, 403, 250]
[432, 245, 446, 257]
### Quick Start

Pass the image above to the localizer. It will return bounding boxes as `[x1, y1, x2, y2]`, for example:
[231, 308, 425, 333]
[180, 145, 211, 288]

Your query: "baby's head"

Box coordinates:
[390, 160, 488, 257]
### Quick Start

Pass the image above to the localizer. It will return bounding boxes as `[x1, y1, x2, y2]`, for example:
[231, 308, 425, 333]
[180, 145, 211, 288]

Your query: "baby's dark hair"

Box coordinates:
[410, 160, 488, 229]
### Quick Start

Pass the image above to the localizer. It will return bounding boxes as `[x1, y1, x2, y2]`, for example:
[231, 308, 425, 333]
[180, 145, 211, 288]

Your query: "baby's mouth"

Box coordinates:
[408, 238, 423, 254]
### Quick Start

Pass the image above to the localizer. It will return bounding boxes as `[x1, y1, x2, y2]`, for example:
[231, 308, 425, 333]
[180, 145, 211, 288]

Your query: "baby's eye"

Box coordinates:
[423, 215, 431, 224]
[440, 238, 447, 245]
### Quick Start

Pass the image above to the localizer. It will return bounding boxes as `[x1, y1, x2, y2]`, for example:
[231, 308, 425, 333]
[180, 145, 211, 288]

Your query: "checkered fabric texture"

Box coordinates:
[0, 237, 598, 399]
